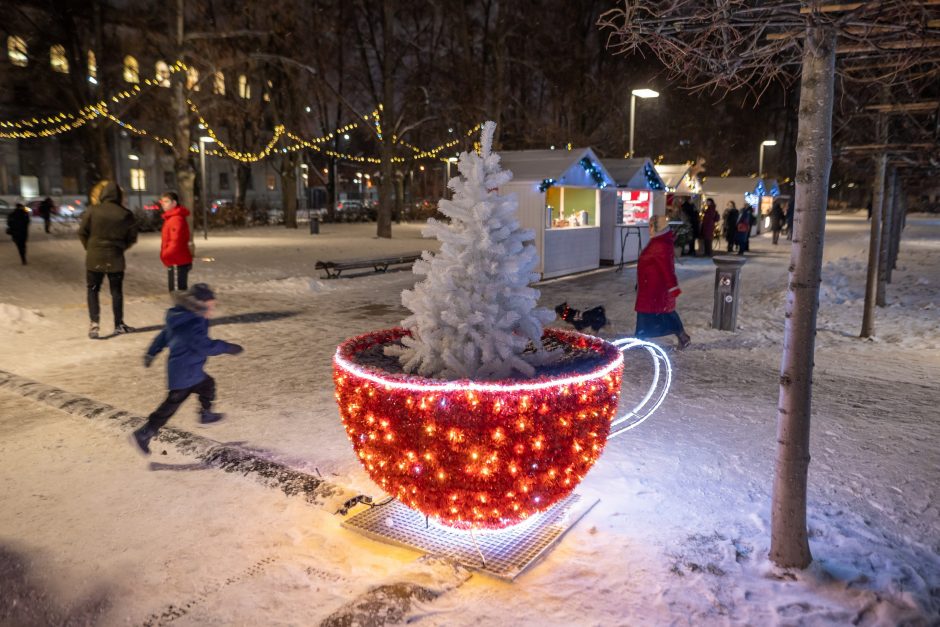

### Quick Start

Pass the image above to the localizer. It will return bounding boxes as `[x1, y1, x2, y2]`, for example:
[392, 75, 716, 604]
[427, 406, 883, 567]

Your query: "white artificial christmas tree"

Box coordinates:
[388, 121, 556, 380]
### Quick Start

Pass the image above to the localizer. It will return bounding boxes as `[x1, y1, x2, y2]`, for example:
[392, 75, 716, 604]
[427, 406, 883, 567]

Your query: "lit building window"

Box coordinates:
[87, 50, 96, 79]
[50, 44, 69, 73]
[238, 74, 250, 99]
[8, 36, 28, 67]
[155, 60, 170, 87]
[213, 71, 225, 95]
[130, 168, 146, 191]
[186, 66, 199, 91]
[123, 55, 139, 83]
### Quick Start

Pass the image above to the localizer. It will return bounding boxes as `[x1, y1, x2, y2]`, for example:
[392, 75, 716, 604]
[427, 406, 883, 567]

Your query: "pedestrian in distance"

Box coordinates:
[700, 198, 719, 257]
[770, 200, 786, 245]
[722, 201, 739, 253]
[634, 215, 691, 350]
[6, 203, 30, 265]
[130, 283, 244, 455]
[680, 197, 700, 256]
[79, 180, 138, 339]
[736, 204, 754, 255]
[38, 196, 54, 234]
[785, 201, 794, 240]
[158, 191, 194, 292]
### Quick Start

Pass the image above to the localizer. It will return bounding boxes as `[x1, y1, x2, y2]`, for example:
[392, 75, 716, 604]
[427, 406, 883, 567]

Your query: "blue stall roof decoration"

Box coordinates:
[579, 157, 609, 189]
[497, 148, 616, 191]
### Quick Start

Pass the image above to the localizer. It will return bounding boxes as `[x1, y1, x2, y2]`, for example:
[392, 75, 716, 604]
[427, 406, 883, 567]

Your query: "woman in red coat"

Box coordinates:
[635, 215, 691, 349]
[158, 192, 194, 292]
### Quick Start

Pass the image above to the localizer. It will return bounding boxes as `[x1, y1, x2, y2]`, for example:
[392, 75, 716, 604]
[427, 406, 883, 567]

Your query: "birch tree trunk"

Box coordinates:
[876, 166, 895, 306]
[770, 25, 835, 569]
[861, 152, 886, 338]
[888, 178, 904, 277]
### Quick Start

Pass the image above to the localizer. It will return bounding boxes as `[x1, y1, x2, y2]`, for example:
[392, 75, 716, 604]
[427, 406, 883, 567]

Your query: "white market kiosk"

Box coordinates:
[497, 148, 615, 279]
[599, 158, 667, 265]
[655, 163, 704, 213]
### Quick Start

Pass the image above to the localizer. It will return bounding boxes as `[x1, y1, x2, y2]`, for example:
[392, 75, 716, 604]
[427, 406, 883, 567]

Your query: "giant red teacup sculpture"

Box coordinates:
[333, 327, 669, 530]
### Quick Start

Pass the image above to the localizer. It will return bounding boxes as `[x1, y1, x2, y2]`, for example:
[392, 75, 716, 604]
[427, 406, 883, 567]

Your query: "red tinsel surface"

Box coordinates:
[333, 328, 624, 530]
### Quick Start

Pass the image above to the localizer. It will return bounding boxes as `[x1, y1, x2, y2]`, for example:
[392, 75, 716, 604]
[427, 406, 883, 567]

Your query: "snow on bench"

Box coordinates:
[315, 252, 423, 279]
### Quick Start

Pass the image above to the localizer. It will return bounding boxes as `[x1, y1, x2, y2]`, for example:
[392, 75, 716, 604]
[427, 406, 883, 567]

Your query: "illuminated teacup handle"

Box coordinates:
[608, 338, 673, 439]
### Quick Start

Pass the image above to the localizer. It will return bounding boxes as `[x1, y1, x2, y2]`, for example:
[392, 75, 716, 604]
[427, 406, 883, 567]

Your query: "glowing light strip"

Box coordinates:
[607, 338, 672, 438]
[333, 349, 623, 394]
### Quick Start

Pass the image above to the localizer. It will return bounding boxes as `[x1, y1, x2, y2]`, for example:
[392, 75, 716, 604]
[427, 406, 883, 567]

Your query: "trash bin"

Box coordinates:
[712, 256, 746, 331]
[309, 218, 320, 234]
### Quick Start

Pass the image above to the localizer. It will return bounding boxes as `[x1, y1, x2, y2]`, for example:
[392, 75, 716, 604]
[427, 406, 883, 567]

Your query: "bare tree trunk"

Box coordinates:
[888, 177, 907, 274]
[175, 0, 196, 233]
[876, 166, 895, 305]
[279, 153, 299, 228]
[375, 0, 395, 239]
[234, 164, 251, 209]
[861, 152, 887, 338]
[770, 25, 836, 570]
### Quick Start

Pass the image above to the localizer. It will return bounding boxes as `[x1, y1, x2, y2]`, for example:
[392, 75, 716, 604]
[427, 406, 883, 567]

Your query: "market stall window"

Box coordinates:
[619, 190, 651, 225]
[546, 187, 598, 229]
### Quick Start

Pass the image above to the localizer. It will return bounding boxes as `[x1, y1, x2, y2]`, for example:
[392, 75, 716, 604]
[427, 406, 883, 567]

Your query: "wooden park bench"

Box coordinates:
[315, 252, 423, 279]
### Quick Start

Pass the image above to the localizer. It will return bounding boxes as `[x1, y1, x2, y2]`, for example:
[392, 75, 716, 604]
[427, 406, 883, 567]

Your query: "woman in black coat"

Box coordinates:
[6, 203, 30, 265]
[722, 201, 739, 253]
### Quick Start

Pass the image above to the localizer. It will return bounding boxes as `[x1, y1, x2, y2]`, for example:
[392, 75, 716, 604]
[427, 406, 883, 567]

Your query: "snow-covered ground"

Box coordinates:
[1, 214, 937, 625]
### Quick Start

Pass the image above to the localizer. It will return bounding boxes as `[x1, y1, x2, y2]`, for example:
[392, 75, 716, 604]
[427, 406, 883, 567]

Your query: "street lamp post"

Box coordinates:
[629, 88, 659, 158]
[756, 140, 777, 234]
[759, 139, 777, 178]
[199, 136, 214, 240]
[128, 153, 143, 210]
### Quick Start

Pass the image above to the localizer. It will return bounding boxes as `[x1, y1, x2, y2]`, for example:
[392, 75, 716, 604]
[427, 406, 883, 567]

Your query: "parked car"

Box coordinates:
[0, 198, 11, 218]
[334, 199, 364, 222]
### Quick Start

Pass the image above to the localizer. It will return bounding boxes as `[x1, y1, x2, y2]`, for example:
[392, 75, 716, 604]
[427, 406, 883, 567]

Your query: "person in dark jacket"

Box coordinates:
[785, 201, 794, 240]
[38, 197, 54, 233]
[736, 204, 754, 254]
[679, 197, 700, 256]
[634, 215, 691, 349]
[722, 201, 739, 253]
[130, 283, 244, 455]
[770, 200, 786, 245]
[79, 180, 138, 338]
[6, 203, 30, 264]
[700, 198, 719, 257]
[158, 191, 194, 292]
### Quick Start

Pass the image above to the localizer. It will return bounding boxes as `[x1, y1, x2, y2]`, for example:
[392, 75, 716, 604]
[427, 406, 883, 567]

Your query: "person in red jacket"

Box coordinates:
[700, 198, 719, 257]
[635, 215, 691, 349]
[158, 191, 194, 292]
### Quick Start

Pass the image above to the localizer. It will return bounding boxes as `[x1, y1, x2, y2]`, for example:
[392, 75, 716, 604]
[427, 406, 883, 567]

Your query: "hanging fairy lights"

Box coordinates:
[0, 60, 484, 166]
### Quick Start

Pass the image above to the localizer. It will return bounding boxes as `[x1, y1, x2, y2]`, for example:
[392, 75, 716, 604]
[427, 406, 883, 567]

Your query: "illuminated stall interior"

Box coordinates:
[497, 148, 615, 279]
[598, 157, 667, 265]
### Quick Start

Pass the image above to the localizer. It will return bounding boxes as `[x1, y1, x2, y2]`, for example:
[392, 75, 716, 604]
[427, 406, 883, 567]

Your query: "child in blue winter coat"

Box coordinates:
[130, 283, 243, 455]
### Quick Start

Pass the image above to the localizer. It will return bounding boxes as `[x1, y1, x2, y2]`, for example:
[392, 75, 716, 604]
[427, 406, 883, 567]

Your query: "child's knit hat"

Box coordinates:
[190, 283, 216, 302]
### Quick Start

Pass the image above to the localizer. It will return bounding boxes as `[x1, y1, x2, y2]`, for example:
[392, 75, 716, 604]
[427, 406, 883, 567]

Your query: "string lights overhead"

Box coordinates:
[0, 59, 481, 166]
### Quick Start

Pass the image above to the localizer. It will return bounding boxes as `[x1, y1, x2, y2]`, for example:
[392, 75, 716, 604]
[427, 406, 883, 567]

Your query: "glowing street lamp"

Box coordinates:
[629, 88, 659, 158]
[127, 154, 143, 210]
[759, 139, 777, 178]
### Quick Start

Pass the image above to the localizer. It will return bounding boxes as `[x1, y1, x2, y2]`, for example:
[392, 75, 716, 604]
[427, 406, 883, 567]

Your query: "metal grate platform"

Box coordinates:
[341, 493, 598, 581]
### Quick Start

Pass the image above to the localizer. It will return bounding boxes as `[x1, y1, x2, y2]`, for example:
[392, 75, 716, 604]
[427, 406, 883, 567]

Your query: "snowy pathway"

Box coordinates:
[1, 215, 937, 625]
